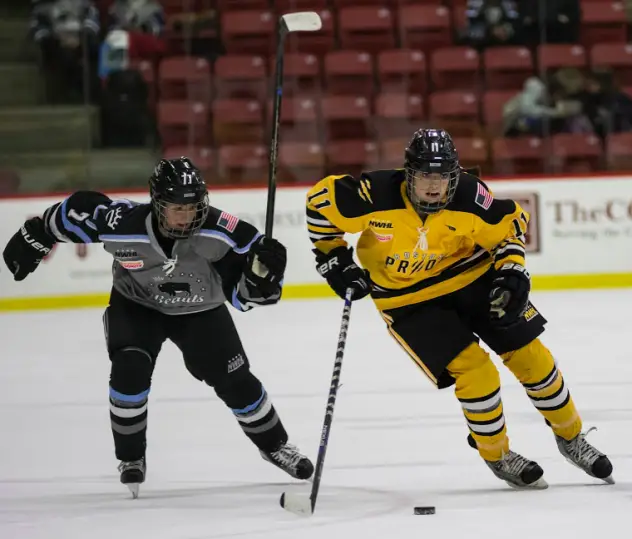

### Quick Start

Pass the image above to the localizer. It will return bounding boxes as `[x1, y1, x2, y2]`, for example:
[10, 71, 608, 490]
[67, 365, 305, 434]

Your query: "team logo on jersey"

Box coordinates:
[368, 219, 393, 229]
[217, 211, 239, 233]
[414, 227, 430, 252]
[106, 207, 122, 229]
[114, 249, 138, 259]
[374, 232, 393, 242]
[475, 183, 493, 210]
[158, 282, 191, 296]
[119, 260, 144, 270]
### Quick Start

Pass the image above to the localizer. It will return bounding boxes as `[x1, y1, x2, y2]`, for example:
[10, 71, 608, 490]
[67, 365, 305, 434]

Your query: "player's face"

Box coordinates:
[163, 203, 197, 231]
[410, 171, 450, 204]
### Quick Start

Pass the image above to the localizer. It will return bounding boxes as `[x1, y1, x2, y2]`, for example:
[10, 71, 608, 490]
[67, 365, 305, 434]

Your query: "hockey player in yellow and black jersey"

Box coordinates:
[306, 129, 614, 489]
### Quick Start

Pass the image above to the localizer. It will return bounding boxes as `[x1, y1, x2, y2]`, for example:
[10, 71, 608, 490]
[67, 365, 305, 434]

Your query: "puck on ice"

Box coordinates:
[414, 506, 435, 515]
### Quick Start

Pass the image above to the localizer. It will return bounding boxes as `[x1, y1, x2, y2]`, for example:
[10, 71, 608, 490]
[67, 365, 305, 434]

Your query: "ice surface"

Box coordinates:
[1, 289, 630, 539]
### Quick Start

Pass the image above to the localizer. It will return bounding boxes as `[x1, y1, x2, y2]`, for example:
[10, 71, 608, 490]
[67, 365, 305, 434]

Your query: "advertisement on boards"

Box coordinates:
[1, 175, 632, 305]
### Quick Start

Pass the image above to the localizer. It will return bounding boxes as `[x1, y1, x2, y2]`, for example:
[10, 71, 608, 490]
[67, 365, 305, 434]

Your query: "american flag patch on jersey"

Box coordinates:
[217, 211, 239, 232]
[475, 183, 493, 210]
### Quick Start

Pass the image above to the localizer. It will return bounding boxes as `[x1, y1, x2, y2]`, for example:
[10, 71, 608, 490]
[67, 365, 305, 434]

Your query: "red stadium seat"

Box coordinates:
[270, 53, 321, 97]
[431, 47, 480, 92]
[399, 5, 453, 54]
[429, 91, 480, 136]
[580, 2, 628, 48]
[377, 49, 428, 95]
[452, 137, 488, 169]
[267, 97, 321, 143]
[551, 133, 603, 173]
[157, 100, 210, 148]
[591, 43, 632, 86]
[218, 144, 268, 185]
[338, 6, 396, 54]
[278, 142, 326, 183]
[379, 137, 410, 168]
[214, 55, 267, 100]
[538, 44, 587, 73]
[221, 10, 276, 55]
[483, 90, 518, 134]
[484, 47, 534, 91]
[324, 51, 375, 98]
[158, 57, 211, 103]
[492, 137, 547, 175]
[374, 93, 425, 140]
[325, 139, 380, 177]
[606, 132, 632, 171]
[212, 99, 264, 145]
[321, 95, 372, 141]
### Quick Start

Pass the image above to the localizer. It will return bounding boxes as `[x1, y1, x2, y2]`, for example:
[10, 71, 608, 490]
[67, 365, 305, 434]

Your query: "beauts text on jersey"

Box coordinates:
[306, 170, 528, 311]
[42, 191, 276, 314]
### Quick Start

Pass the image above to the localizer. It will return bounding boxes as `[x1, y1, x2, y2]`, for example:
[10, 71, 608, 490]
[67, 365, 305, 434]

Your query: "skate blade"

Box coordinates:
[126, 483, 140, 499]
[507, 477, 549, 490]
[564, 457, 615, 485]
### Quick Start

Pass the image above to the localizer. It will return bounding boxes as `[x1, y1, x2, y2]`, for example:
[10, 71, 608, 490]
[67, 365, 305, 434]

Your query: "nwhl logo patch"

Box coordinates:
[368, 219, 393, 229]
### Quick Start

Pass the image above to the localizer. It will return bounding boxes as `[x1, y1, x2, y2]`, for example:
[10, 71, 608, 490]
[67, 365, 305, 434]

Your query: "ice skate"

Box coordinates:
[118, 457, 146, 498]
[485, 451, 548, 490]
[261, 442, 314, 480]
[555, 427, 614, 484]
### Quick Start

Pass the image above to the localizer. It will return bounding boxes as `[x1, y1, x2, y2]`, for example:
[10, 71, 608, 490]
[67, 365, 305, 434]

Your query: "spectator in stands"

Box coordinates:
[107, 0, 165, 37]
[29, 0, 100, 104]
[518, 0, 580, 45]
[578, 70, 632, 138]
[463, 0, 521, 49]
[99, 0, 166, 79]
[502, 76, 585, 137]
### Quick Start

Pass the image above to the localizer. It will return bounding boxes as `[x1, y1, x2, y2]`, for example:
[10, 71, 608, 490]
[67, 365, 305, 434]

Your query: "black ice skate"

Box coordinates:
[118, 457, 146, 499]
[555, 427, 614, 484]
[485, 451, 548, 490]
[260, 442, 314, 480]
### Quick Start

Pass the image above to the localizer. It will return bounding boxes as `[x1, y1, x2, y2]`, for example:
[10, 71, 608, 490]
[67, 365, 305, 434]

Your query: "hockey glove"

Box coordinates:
[244, 236, 287, 298]
[489, 263, 531, 327]
[3, 217, 55, 281]
[314, 246, 371, 301]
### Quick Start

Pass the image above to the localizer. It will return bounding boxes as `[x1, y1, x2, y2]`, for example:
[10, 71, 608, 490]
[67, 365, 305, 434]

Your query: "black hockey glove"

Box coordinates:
[244, 236, 287, 298]
[314, 246, 371, 301]
[489, 263, 531, 327]
[2, 217, 55, 281]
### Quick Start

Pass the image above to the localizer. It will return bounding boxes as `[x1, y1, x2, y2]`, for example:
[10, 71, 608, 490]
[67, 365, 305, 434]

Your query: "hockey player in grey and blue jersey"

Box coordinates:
[2, 157, 314, 498]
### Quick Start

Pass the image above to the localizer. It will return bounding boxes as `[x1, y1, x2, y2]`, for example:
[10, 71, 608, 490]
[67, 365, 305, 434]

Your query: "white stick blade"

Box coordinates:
[282, 12, 322, 33]
[280, 492, 313, 516]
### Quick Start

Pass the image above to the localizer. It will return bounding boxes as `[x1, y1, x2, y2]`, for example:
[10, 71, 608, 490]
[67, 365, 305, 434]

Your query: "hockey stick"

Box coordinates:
[280, 288, 354, 516]
[264, 12, 322, 237]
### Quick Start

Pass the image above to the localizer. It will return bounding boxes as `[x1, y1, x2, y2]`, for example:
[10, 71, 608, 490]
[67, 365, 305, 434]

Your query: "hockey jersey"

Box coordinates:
[42, 190, 276, 315]
[306, 170, 529, 312]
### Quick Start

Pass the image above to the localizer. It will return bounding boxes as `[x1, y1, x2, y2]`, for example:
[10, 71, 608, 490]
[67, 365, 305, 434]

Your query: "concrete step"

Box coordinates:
[0, 19, 36, 63]
[0, 63, 43, 106]
[0, 149, 159, 193]
[0, 106, 98, 154]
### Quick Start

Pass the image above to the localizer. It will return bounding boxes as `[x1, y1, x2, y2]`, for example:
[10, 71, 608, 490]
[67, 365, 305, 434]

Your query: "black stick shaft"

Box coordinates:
[264, 21, 288, 238]
[309, 288, 354, 513]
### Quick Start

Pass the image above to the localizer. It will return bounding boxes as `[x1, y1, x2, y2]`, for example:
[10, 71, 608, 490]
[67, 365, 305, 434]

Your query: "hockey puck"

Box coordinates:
[414, 506, 436, 515]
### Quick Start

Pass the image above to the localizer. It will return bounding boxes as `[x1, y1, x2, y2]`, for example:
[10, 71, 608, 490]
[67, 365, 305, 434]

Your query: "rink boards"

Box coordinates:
[2, 174, 632, 311]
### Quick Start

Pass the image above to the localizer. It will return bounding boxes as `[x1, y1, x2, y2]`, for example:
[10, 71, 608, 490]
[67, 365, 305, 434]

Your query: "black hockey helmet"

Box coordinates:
[149, 157, 210, 238]
[404, 128, 460, 214]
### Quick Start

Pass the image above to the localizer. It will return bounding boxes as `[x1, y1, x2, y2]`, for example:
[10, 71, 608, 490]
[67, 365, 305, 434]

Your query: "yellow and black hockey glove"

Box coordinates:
[489, 263, 531, 327]
[314, 246, 370, 301]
